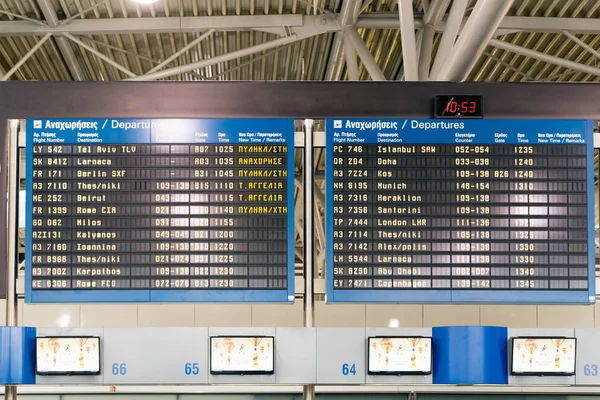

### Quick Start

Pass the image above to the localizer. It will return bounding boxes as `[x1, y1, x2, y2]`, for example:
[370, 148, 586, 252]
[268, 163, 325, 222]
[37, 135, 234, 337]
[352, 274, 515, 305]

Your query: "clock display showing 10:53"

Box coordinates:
[434, 95, 483, 118]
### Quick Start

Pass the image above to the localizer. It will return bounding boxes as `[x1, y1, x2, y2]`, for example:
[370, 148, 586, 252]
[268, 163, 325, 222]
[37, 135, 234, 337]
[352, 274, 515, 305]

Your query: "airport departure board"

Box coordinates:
[326, 118, 595, 304]
[25, 118, 295, 303]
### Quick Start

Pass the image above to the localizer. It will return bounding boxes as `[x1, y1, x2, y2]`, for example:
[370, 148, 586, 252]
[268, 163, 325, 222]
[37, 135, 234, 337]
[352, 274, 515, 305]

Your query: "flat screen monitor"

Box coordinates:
[510, 337, 576, 376]
[210, 336, 274, 375]
[368, 336, 432, 375]
[36, 336, 101, 375]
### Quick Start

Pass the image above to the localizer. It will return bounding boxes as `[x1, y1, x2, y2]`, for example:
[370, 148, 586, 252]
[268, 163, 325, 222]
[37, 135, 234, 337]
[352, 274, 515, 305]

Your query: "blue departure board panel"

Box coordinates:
[326, 119, 595, 304]
[25, 118, 295, 303]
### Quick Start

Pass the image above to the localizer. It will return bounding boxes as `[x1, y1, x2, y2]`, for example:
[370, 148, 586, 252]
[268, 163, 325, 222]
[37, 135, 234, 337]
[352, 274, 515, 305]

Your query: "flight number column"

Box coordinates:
[332, 144, 372, 290]
[31, 144, 73, 291]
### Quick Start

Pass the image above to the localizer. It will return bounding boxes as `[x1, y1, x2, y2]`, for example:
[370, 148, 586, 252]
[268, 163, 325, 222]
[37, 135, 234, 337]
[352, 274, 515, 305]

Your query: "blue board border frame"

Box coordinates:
[24, 117, 296, 303]
[325, 118, 596, 304]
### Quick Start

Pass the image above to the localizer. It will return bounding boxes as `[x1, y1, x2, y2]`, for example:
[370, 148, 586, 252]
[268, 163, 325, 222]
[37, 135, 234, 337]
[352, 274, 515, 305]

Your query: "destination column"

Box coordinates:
[72, 144, 153, 290]
[371, 144, 441, 291]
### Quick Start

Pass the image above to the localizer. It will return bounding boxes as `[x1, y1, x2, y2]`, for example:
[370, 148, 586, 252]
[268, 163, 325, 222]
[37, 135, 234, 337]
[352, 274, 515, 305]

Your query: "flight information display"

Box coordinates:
[326, 118, 595, 304]
[25, 118, 295, 303]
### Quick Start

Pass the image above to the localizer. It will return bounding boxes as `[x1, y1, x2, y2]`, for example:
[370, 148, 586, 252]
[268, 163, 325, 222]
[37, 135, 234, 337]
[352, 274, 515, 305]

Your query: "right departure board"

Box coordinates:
[325, 119, 595, 304]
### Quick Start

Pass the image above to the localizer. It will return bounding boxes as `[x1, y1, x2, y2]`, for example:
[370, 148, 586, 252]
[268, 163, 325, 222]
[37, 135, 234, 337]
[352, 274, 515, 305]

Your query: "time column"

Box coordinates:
[509, 144, 550, 290]
[31, 144, 73, 290]
[332, 144, 372, 290]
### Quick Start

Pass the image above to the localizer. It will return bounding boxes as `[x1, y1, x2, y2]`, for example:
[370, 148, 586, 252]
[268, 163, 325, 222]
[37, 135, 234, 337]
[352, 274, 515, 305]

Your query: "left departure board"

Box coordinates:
[25, 118, 295, 303]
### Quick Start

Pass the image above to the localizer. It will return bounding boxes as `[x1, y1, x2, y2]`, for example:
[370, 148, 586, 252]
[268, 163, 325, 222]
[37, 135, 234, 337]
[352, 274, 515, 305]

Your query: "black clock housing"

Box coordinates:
[434, 95, 484, 118]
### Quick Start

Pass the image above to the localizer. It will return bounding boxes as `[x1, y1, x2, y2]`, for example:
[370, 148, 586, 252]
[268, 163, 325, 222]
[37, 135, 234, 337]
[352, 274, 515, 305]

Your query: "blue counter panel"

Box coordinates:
[326, 118, 595, 304]
[432, 326, 508, 384]
[25, 118, 295, 303]
[0, 327, 36, 384]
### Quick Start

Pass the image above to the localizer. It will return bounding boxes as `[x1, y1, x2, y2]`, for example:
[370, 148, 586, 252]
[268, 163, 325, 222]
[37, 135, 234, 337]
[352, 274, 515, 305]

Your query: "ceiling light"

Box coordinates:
[131, 0, 158, 4]
[56, 314, 71, 328]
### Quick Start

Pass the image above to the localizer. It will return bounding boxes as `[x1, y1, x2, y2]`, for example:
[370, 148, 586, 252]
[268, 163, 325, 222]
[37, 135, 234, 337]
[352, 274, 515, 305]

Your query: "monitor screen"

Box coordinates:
[368, 336, 432, 375]
[210, 336, 274, 374]
[36, 336, 101, 375]
[511, 337, 576, 375]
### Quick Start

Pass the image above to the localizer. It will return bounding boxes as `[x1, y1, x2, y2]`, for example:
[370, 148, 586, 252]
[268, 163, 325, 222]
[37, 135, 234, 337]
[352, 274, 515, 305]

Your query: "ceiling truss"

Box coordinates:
[0, 6, 599, 84]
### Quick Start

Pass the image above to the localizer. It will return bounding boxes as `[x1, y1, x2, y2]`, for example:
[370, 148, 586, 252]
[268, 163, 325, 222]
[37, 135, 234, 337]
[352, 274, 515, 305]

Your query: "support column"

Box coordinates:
[5, 120, 19, 400]
[303, 118, 315, 400]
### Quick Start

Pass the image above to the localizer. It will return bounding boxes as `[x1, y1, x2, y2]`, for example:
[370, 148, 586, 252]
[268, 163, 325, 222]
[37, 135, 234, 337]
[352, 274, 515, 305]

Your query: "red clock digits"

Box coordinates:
[435, 95, 482, 118]
[446, 101, 458, 113]
[446, 100, 477, 115]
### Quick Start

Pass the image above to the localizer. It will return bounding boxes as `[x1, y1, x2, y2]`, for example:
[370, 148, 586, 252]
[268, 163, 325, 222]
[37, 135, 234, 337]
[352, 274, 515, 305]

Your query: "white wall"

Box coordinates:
[3, 300, 599, 329]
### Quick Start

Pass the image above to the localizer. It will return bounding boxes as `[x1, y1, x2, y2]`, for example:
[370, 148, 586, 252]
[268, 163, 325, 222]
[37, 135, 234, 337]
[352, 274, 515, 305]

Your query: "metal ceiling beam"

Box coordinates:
[562, 31, 600, 61]
[2, 33, 51, 81]
[428, 0, 468, 80]
[35, 0, 86, 81]
[127, 34, 300, 81]
[146, 29, 215, 74]
[0, 15, 306, 36]
[343, 33, 359, 80]
[489, 38, 600, 78]
[64, 33, 136, 78]
[124, 14, 337, 81]
[2, 14, 600, 37]
[343, 27, 386, 81]
[433, 0, 514, 81]
[324, 0, 363, 81]
[398, 0, 419, 81]
[416, 0, 450, 80]
[494, 16, 600, 35]
[357, 15, 600, 34]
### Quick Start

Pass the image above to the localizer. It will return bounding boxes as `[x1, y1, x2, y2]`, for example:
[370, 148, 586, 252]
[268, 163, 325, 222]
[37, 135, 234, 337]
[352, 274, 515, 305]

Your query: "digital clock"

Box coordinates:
[434, 95, 483, 119]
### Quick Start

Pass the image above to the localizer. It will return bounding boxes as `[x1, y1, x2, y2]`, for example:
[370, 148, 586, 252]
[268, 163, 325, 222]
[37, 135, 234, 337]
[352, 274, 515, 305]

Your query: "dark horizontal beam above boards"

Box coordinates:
[0, 81, 599, 299]
[2, 81, 600, 119]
